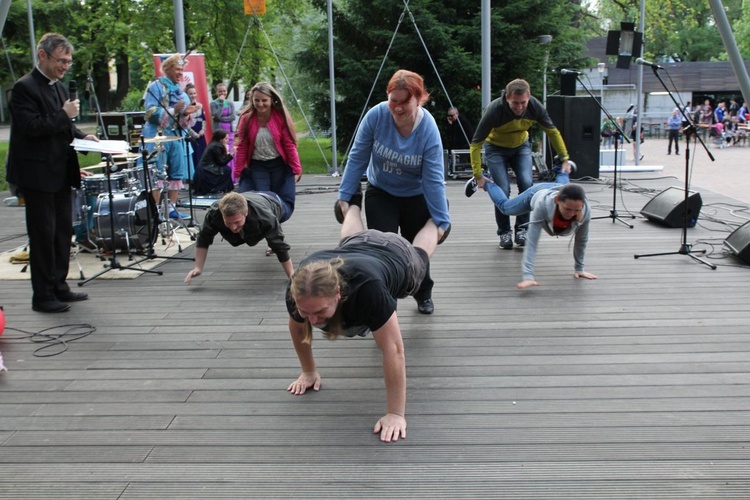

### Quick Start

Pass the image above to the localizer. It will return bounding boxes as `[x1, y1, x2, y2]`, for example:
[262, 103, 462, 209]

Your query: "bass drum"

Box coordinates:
[92, 191, 157, 252]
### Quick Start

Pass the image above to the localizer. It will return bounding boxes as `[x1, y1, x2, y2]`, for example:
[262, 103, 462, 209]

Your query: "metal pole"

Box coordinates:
[538, 35, 552, 161]
[708, 0, 750, 104]
[26, 0, 36, 66]
[481, 0, 490, 111]
[327, 0, 338, 175]
[173, 0, 186, 53]
[634, 0, 645, 165]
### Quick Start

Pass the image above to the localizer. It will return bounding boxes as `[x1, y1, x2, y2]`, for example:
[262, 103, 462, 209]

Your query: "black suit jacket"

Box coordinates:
[6, 67, 87, 192]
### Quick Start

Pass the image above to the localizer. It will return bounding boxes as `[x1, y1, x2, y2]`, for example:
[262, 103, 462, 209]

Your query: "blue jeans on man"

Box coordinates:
[483, 141, 534, 237]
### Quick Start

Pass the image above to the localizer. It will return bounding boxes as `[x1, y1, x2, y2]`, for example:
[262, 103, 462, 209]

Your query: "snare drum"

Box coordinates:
[125, 162, 161, 192]
[83, 173, 129, 197]
[92, 191, 157, 252]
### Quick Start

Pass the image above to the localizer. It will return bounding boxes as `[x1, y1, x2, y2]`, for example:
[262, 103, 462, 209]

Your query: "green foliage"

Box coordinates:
[296, 0, 588, 156]
[592, 0, 746, 62]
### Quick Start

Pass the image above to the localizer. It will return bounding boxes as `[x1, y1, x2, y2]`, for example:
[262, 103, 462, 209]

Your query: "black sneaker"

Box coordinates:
[499, 231, 513, 249]
[438, 223, 451, 245]
[514, 230, 527, 247]
[417, 298, 434, 315]
[334, 188, 363, 224]
[464, 177, 478, 198]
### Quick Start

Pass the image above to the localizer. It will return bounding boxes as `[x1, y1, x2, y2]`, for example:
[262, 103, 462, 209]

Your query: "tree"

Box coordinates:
[592, 0, 744, 62]
[296, 0, 589, 157]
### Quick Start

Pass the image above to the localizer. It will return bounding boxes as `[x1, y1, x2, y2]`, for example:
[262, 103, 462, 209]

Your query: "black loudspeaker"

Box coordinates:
[640, 187, 702, 228]
[546, 96, 600, 179]
[724, 221, 750, 264]
[560, 73, 577, 96]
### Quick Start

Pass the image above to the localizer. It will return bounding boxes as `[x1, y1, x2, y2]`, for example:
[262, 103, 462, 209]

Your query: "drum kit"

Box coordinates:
[73, 153, 160, 254]
[74, 135, 194, 260]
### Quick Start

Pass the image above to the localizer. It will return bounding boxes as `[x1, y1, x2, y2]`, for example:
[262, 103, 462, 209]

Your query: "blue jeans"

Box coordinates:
[237, 157, 296, 222]
[484, 141, 533, 234]
[485, 166, 570, 216]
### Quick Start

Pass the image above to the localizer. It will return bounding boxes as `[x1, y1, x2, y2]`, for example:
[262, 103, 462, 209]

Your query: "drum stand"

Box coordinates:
[78, 154, 163, 286]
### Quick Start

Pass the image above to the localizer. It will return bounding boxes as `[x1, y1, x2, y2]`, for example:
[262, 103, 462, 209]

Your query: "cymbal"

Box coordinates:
[143, 135, 182, 144]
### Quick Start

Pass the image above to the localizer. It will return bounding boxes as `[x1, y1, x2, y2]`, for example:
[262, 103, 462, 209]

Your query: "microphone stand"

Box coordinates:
[573, 74, 636, 228]
[134, 135, 194, 263]
[78, 71, 163, 286]
[145, 84, 197, 232]
[78, 151, 164, 285]
[634, 65, 716, 269]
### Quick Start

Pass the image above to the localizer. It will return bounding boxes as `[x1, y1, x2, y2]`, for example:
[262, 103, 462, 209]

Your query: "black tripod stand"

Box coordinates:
[573, 75, 636, 228]
[144, 83, 198, 229]
[133, 135, 195, 264]
[634, 65, 716, 269]
[78, 153, 163, 286]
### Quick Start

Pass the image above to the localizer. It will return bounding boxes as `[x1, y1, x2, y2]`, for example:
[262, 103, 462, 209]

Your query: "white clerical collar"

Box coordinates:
[37, 66, 58, 85]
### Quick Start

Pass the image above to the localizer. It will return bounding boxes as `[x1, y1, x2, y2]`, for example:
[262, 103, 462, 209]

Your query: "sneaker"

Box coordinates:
[169, 210, 190, 220]
[499, 231, 513, 250]
[464, 177, 478, 198]
[437, 223, 451, 245]
[417, 298, 434, 315]
[514, 230, 527, 247]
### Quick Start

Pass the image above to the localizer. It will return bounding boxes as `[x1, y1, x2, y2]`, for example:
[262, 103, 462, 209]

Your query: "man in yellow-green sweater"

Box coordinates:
[469, 78, 572, 249]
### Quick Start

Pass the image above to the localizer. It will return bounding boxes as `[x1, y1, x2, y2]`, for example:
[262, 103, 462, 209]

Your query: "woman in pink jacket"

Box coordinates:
[235, 82, 302, 223]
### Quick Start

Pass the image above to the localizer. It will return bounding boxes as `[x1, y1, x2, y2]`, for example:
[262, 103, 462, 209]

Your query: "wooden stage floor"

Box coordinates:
[1, 168, 749, 499]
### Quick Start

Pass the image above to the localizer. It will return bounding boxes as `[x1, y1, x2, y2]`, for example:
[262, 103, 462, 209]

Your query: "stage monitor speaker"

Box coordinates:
[546, 96, 600, 180]
[640, 187, 702, 228]
[724, 221, 750, 265]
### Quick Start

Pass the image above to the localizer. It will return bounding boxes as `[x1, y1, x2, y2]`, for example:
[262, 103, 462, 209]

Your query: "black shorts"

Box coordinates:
[339, 229, 428, 297]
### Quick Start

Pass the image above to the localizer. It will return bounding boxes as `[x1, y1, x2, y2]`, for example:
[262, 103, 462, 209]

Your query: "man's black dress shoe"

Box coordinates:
[417, 298, 434, 315]
[32, 300, 71, 313]
[57, 291, 89, 302]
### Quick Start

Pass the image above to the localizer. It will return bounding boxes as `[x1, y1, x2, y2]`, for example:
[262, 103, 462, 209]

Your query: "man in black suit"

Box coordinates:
[6, 33, 99, 313]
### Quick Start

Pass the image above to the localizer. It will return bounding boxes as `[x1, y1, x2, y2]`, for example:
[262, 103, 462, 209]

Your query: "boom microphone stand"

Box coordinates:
[135, 135, 195, 264]
[572, 73, 636, 228]
[634, 64, 716, 269]
[145, 84, 198, 234]
[78, 73, 163, 286]
[78, 153, 163, 286]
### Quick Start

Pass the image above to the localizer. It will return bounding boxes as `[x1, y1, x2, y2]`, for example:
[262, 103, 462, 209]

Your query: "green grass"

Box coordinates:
[0, 136, 339, 193]
[297, 136, 339, 174]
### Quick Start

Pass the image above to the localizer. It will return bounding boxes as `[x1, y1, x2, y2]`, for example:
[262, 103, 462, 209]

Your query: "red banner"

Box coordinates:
[152, 53, 212, 142]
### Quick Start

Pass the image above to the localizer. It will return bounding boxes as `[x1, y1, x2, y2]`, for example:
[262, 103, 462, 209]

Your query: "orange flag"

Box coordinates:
[244, 0, 266, 15]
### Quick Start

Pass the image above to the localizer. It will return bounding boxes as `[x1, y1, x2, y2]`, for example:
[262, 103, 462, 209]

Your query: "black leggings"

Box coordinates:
[364, 184, 433, 301]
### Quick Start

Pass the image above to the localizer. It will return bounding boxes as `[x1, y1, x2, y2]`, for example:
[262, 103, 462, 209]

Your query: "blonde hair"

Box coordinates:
[160, 54, 187, 73]
[217, 192, 248, 217]
[506, 78, 531, 96]
[237, 82, 297, 143]
[289, 258, 346, 343]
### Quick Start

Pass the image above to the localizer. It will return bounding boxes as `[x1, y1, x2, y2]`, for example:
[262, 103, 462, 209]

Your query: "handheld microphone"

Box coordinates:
[68, 81, 78, 120]
[626, 104, 635, 114]
[560, 69, 581, 76]
[635, 57, 663, 70]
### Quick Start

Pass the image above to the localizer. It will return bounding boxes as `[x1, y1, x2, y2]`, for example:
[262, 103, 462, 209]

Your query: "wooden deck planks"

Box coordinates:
[1, 173, 750, 498]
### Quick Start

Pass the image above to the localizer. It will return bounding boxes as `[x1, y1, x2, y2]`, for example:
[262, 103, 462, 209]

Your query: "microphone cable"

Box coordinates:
[2, 323, 96, 357]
